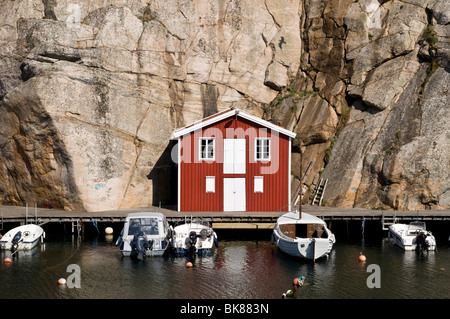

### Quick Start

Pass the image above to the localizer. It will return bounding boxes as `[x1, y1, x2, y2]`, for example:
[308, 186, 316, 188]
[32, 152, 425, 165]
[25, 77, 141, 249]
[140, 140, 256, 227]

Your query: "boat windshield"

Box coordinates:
[128, 218, 160, 236]
[407, 222, 426, 235]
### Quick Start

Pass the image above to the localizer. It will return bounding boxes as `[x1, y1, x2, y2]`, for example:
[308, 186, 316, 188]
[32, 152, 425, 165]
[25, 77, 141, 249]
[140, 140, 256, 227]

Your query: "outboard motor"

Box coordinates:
[133, 231, 149, 260]
[188, 231, 197, 255]
[11, 231, 22, 252]
[416, 232, 429, 251]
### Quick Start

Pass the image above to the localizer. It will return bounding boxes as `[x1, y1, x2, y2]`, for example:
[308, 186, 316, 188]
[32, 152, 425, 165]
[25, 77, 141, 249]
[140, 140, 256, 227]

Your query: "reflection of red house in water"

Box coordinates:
[172, 108, 296, 212]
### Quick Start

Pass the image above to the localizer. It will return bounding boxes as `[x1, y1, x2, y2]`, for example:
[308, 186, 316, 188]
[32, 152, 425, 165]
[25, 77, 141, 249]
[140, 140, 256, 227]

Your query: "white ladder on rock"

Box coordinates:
[312, 178, 328, 206]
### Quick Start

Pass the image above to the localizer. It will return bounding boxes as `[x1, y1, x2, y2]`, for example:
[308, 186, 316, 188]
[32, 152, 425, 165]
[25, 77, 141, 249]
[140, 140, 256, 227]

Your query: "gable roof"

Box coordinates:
[172, 108, 296, 139]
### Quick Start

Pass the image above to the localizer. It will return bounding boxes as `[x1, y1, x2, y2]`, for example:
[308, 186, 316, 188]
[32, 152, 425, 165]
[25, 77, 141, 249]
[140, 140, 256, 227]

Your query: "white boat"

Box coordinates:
[388, 221, 436, 251]
[272, 210, 335, 261]
[171, 220, 218, 256]
[116, 212, 172, 259]
[0, 224, 45, 252]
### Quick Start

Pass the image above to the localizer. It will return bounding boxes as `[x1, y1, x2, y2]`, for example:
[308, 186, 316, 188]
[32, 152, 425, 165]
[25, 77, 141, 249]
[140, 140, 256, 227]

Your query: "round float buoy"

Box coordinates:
[105, 227, 113, 235]
[293, 278, 299, 286]
[57, 278, 67, 285]
[358, 254, 366, 262]
[186, 262, 193, 268]
[4, 257, 12, 263]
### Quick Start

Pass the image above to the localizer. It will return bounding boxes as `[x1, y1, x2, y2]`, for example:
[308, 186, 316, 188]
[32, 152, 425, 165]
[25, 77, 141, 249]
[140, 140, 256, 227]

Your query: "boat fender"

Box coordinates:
[105, 227, 113, 235]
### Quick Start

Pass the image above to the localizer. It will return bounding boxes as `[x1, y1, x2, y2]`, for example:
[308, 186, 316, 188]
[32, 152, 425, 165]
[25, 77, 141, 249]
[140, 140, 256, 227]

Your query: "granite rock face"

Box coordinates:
[0, 0, 301, 211]
[267, 0, 449, 211]
[315, 0, 449, 210]
[0, 0, 448, 211]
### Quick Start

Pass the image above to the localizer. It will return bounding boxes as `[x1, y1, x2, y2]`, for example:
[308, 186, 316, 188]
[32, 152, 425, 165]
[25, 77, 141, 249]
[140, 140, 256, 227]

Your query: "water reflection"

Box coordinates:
[0, 234, 448, 299]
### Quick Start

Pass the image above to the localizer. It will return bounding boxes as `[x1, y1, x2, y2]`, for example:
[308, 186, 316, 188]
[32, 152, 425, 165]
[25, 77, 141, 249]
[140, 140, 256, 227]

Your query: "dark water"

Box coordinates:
[1, 223, 449, 300]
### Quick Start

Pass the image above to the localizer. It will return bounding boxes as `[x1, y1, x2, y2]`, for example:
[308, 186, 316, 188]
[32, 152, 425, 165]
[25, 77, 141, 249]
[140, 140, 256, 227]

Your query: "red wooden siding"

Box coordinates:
[179, 116, 290, 212]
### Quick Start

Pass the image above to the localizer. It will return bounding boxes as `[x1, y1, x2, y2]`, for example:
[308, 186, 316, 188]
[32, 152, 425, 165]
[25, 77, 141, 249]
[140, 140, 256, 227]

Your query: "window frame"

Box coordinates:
[254, 138, 271, 161]
[199, 137, 215, 161]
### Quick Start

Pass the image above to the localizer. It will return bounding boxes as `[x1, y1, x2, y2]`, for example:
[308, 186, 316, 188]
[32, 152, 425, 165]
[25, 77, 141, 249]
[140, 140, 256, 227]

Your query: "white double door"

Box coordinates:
[223, 178, 246, 212]
[223, 138, 246, 211]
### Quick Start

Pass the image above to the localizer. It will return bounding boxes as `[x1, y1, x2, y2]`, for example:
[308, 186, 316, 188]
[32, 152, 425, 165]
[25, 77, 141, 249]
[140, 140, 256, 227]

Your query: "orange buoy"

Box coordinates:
[186, 262, 193, 268]
[293, 278, 299, 286]
[358, 254, 366, 262]
[4, 257, 12, 263]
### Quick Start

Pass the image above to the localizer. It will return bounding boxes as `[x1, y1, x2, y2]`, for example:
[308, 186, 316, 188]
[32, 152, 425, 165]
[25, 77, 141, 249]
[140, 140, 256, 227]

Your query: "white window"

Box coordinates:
[255, 138, 270, 161]
[205, 176, 215, 193]
[254, 176, 263, 193]
[199, 138, 214, 161]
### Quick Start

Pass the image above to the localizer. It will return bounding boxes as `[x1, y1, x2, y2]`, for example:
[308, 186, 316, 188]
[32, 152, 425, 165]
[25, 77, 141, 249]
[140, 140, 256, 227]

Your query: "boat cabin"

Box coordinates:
[280, 223, 328, 239]
[123, 212, 169, 238]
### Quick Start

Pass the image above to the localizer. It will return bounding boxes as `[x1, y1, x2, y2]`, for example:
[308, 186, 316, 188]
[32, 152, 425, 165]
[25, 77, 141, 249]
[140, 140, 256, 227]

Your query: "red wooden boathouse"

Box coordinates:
[172, 108, 296, 212]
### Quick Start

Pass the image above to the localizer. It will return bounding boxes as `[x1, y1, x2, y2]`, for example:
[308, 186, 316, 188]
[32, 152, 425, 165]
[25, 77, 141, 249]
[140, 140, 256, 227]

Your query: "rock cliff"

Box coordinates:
[0, 0, 448, 211]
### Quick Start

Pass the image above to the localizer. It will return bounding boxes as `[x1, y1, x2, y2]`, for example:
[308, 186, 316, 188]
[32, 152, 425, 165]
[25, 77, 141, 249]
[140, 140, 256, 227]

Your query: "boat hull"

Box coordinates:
[120, 238, 170, 257]
[0, 224, 45, 251]
[388, 223, 436, 251]
[116, 212, 172, 259]
[171, 222, 218, 257]
[272, 212, 335, 260]
[273, 229, 335, 260]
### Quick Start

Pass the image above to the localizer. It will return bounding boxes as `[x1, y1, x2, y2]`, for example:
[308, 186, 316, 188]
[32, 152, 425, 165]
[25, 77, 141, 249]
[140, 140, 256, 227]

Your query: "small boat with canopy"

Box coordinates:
[272, 208, 335, 261]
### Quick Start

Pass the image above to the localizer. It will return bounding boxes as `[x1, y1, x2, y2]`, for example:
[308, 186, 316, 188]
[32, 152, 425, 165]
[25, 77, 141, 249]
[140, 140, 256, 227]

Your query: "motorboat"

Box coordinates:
[171, 219, 218, 256]
[272, 210, 335, 261]
[388, 221, 436, 251]
[116, 212, 172, 259]
[0, 224, 45, 253]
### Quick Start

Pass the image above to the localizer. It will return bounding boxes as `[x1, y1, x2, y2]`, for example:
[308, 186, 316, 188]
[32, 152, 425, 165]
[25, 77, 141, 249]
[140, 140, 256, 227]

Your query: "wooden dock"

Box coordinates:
[1, 204, 449, 230]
